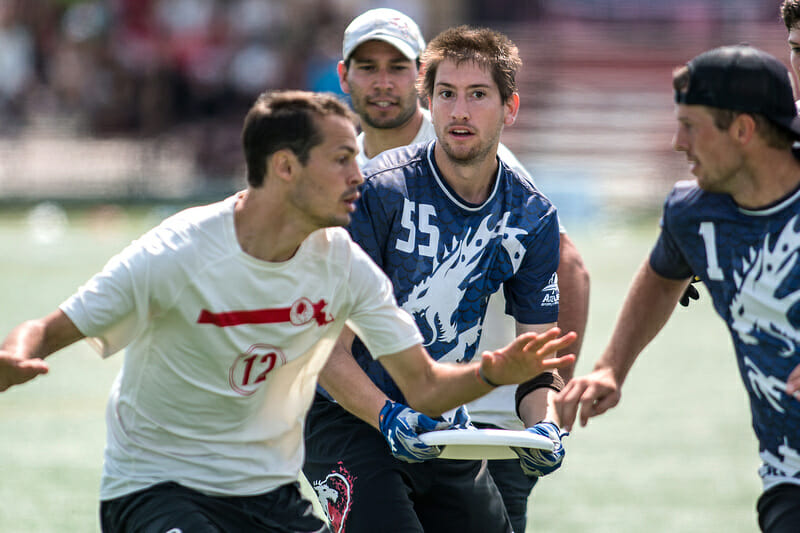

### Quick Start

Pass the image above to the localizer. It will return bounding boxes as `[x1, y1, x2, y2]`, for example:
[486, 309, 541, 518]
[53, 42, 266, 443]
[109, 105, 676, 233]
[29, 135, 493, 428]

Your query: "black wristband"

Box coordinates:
[515, 372, 565, 418]
[476, 366, 500, 388]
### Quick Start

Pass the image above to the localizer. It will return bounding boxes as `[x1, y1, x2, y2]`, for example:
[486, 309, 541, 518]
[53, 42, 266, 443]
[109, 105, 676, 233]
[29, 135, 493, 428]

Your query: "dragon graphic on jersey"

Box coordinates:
[729, 215, 800, 356]
[312, 463, 355, 533]
[400, 213, 527, 363]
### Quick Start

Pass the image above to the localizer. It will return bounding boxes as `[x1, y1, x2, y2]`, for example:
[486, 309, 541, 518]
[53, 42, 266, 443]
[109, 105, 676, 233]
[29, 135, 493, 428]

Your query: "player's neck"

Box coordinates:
[433, 143, 499, 204]
[233, 189, 307, 263]
[361, 109, 425, 159]
[731, 149, 800, 209]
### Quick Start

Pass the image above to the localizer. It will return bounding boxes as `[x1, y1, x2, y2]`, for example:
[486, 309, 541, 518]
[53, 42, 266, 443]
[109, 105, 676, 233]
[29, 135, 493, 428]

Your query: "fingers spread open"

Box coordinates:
[529, 331, 577, 357]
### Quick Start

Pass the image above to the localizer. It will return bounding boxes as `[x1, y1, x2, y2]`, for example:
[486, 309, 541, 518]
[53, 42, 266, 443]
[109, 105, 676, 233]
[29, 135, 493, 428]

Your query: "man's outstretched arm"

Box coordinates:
[320, 325, 576, 420]
[0, 309, 85, 392]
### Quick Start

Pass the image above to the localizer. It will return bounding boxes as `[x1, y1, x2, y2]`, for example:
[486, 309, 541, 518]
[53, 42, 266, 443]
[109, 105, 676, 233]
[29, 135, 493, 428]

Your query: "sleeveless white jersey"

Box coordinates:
[355, 109, 561, 429]
[60, 193, 422, 499]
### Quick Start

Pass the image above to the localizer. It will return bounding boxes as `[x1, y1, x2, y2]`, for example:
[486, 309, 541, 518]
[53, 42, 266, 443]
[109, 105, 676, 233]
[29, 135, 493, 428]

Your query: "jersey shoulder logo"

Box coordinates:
[540, 273, 559, 307]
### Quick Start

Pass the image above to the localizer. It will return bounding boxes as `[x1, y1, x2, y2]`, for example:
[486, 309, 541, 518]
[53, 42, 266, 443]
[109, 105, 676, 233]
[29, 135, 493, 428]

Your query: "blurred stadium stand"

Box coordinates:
[0, 0, 790, 205]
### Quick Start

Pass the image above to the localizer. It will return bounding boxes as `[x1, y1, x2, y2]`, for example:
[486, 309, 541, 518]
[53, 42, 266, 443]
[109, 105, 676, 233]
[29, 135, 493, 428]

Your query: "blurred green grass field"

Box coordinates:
[0, 204, 760, 532]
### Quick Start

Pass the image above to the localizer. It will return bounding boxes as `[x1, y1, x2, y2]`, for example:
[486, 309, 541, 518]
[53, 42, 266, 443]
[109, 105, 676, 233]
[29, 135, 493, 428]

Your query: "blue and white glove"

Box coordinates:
[378, 400, 471, 463]
[449, 404, 473, 430]
[512, 420, 568, 477]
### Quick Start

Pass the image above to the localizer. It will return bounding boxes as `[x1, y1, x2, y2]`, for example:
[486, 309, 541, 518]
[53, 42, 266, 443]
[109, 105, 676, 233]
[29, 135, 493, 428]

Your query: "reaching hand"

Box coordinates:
[0, 352, 49, 392]
[378, 401, 469, 463]
[480, 327, 577, 387]
[554, 367, 621, 432]
[513, 421, 567, 477]
[679, 275, 702, 307]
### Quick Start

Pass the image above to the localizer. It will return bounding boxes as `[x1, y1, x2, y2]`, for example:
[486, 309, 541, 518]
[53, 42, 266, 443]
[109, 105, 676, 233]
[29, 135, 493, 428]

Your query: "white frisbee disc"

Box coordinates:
[419, 428, 554, 460]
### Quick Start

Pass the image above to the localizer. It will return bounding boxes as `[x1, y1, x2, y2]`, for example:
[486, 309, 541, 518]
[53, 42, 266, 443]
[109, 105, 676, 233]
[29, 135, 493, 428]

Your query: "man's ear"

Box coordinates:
[730, 113, 756, 146]
[338, 61, 350, 94]
[504, 93, 520, 126]
[269, 149, 298, 182]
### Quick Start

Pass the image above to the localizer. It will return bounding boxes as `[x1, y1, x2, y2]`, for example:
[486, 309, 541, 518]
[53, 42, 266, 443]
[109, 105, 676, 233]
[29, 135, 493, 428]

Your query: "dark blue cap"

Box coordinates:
[675, 44, 800, 139]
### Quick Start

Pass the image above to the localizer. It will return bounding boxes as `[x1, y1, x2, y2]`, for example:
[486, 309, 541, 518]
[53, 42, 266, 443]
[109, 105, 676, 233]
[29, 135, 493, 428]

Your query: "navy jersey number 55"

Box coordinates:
[347, 141, 560, 403]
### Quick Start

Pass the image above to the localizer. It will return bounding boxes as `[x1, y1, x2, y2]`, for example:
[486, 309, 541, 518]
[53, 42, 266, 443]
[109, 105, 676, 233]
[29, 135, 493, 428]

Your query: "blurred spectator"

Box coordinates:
[0, 0, 35, 132]
[0, 0, 782, 185]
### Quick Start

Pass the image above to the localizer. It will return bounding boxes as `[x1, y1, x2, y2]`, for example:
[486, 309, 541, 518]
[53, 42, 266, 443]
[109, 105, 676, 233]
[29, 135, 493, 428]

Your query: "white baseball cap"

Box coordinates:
[342, 8, 425, 62]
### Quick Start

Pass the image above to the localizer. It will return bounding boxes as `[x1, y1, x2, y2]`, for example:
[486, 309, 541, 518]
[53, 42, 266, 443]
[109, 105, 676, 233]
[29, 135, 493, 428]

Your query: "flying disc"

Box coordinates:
[419, 428, 554, 460]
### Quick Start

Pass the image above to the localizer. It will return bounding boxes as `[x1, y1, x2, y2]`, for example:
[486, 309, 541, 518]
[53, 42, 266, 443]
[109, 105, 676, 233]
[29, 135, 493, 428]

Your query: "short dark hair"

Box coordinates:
[241, 91, 356, 187]
[781, 0, 800, 31]
[418, 26, 521, 103]
[672, 65, 795, 150]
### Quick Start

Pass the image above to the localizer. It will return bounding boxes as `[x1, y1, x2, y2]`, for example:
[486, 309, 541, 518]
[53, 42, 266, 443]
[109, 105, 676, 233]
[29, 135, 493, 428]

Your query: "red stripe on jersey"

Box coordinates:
[197, 298, 333, 327]
[197, 308, 289, 327]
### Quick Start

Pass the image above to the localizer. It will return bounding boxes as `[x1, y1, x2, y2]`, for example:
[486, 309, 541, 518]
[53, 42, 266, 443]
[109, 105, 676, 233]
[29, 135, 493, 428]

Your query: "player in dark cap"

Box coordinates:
[556, 44, 800, 533]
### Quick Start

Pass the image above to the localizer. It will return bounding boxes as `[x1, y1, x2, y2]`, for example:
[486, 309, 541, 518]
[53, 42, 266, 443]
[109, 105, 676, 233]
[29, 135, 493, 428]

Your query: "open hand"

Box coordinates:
[480, 327, 577, 387]
[0, 352, 49, 392]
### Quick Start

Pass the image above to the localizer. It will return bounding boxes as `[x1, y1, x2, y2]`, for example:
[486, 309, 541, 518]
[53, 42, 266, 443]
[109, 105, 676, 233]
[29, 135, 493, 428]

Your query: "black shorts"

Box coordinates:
[303, 394, 512, 533]
[757, 483, 800, 533]
[100, 481, 329, 533]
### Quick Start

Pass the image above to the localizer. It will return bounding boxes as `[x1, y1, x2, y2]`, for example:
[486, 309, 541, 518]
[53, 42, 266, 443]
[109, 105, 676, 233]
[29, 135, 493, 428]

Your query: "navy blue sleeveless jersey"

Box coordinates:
[344, 141, 560, 403]
[650, 180, 800, 491]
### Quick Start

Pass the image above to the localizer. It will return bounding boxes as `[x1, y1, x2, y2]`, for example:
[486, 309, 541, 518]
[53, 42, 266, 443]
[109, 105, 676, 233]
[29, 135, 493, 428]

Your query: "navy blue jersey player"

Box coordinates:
[652, 181, 800, 489]
[348, 141, 560, 402]
[305, 27, 573, 533]
[556, 45, 800, 533]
